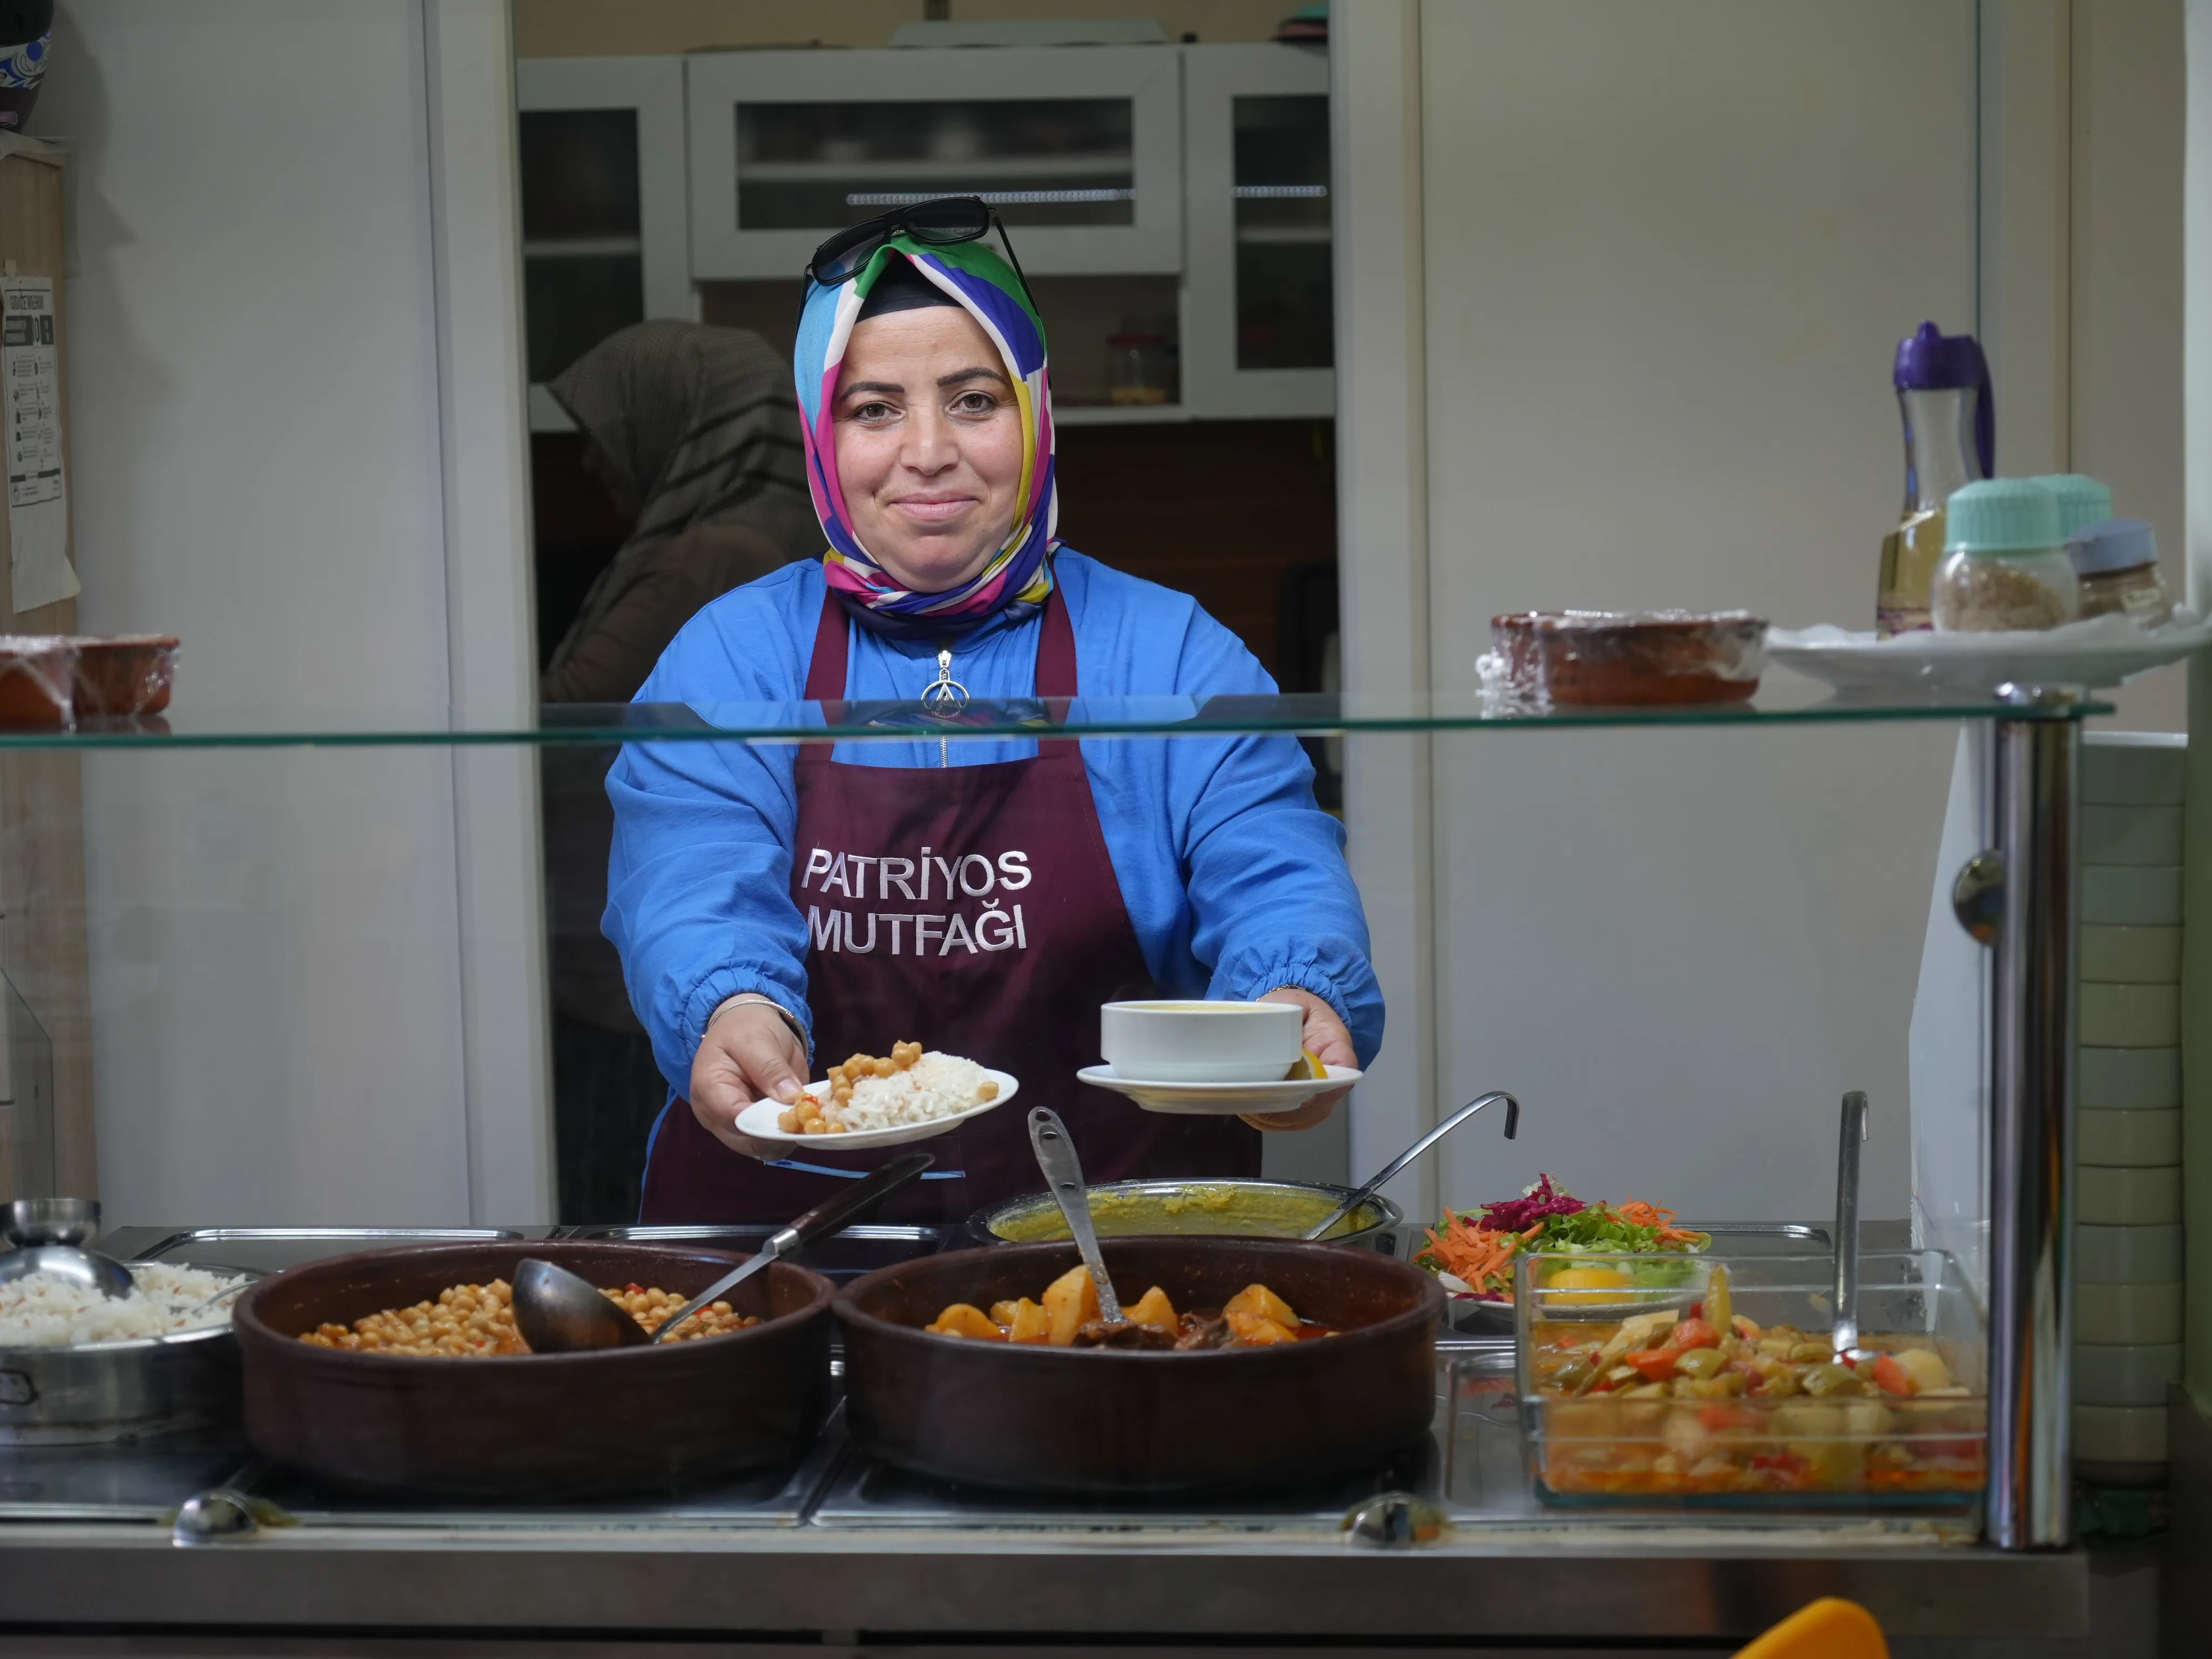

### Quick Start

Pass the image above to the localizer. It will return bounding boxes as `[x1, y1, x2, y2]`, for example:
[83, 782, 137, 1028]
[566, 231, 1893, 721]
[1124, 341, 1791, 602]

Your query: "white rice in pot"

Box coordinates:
[0, 1263, 247, 1347]
[826, 1052, 995, 1132]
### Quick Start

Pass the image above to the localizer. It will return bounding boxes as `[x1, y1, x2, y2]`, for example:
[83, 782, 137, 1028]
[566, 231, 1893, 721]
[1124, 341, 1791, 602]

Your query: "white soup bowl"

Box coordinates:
[1098, 999, 1304, 1084]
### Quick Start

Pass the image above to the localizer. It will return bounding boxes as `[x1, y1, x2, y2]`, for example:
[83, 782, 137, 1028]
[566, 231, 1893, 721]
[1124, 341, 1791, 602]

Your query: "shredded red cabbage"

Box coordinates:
[1475, 1173, 1586, 1232]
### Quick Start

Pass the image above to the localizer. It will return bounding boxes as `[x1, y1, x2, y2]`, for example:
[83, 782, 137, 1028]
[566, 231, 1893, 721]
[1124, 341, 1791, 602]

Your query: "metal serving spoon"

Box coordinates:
[1830, 1090, 1869, 1360]
[1027, 1106, 1124, 1324]
[512, 1151, 933, 1353]
[1301, 1091, 1521, 1241]
[0, 1197, 134, 1301]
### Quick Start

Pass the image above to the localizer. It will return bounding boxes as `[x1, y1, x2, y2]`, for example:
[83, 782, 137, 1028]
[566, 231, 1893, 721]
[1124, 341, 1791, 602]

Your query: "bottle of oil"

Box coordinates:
[1877, 322, 1992, 636]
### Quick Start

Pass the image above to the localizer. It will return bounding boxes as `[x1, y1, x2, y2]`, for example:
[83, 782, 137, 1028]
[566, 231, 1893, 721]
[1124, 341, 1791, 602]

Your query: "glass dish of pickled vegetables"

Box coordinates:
[1515, 1250, 1985, 1506]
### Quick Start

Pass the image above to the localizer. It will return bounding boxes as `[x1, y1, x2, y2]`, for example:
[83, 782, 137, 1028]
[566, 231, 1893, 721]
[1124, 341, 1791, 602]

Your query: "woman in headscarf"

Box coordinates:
[603, 203, 1381, 1223]
[541, 321, 818, 1222]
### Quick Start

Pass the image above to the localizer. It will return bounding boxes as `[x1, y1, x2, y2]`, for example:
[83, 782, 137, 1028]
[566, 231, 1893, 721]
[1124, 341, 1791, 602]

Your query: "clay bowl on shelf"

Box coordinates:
[836, 1237, 1442, 1494]
[1491, 610, 1769, 706]
[0, 634, 76, 725]
[69, 634, 178, 717]
[235, 1240, 834, 1498]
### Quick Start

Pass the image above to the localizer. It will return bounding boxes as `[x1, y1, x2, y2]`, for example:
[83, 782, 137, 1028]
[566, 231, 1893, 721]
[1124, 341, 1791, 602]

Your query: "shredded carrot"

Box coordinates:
[1616, 1198, 1705, 1247]
[1419, 1208, 1522, 1297]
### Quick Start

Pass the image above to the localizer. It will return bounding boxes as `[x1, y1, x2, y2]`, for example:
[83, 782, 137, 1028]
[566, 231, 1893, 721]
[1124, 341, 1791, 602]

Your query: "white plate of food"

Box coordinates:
[1075, 1063, 1360, 1116]
[736, 1043, 1019, 1151]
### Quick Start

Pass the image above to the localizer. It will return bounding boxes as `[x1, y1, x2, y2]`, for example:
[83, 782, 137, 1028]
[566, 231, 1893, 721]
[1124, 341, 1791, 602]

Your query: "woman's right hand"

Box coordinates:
[689, 1001, 810, 1159]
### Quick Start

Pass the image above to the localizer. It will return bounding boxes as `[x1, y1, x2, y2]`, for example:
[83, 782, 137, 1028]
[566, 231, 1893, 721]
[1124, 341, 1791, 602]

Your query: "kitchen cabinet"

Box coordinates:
[684, 45, 1183, 282]
[522, 43, 1336, 423]
[515, 55, 694, 431]
[1181, 43, 1333, 419]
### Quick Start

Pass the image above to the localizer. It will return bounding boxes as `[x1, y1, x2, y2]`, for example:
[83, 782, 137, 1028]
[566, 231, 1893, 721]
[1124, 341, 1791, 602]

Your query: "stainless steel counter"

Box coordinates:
[0, 1510, 2088, 1645]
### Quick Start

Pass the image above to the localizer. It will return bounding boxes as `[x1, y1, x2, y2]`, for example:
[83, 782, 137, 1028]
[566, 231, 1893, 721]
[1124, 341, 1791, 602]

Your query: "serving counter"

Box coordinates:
[0, 683, 2115, 1649]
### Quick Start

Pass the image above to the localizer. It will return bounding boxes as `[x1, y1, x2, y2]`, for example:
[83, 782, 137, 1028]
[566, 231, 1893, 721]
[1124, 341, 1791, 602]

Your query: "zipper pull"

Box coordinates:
[921, 646, 968, 716]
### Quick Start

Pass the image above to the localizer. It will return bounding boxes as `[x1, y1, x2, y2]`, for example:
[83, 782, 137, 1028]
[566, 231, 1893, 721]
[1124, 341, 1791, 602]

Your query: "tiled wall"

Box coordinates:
[2075, 734, 2187, 1478]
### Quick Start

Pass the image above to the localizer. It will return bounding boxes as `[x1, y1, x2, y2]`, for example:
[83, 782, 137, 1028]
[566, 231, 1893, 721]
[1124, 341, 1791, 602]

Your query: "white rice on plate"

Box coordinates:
[825, 1052, 996, 1132]
[0, 1263, 248, 1347]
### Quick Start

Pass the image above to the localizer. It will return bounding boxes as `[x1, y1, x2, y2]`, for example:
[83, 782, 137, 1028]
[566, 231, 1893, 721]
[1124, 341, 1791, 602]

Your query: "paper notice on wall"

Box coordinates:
[1, 275, 73, 613]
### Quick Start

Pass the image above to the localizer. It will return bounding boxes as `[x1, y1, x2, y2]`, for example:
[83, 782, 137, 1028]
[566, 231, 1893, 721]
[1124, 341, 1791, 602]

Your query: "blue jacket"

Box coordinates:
[605, 552, 1382, 1094]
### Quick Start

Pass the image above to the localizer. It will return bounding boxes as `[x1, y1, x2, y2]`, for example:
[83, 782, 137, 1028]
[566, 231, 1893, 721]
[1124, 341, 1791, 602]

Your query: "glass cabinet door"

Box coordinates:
[687, 47, 1182, 279]
[516, 57, 696, 431]
[518, 106, 643, 388]
[1182, 44, 1333, 419]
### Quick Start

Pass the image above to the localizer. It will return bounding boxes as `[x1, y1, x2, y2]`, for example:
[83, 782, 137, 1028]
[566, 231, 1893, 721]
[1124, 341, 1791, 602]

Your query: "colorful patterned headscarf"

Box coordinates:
[794, 236, 1057, 634]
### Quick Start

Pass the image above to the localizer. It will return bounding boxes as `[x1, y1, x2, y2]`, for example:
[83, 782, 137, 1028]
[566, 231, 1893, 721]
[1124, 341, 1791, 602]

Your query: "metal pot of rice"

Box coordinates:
[967, 1178, 1402, 1251]
[0, 1262, 251, 1445]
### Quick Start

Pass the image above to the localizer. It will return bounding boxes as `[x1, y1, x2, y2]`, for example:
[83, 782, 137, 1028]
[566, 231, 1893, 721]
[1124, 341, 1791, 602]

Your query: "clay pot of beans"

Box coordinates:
[236, 1241, 834, 1497]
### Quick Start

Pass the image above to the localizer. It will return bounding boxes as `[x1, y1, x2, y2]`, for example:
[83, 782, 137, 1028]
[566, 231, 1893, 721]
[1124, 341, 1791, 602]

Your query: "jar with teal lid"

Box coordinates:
[2032, 473, 2114, 539]
[1931, 480, 2080, 632]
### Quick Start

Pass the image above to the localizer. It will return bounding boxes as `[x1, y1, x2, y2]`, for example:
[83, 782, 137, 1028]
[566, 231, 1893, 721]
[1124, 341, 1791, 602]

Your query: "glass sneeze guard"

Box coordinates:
[0, 685, 2112, 749]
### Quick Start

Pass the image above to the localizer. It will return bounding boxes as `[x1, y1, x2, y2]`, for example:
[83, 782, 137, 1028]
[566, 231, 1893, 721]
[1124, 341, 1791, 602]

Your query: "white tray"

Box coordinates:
[1075, 1062, 1360, 1116]
[733, 1068, 1019, 1150]
[1766, 611, 2212, 696]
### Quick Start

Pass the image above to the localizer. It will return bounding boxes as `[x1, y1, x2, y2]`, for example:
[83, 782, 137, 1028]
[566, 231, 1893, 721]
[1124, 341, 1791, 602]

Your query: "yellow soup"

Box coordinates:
[990, 1184, 1378, 1243]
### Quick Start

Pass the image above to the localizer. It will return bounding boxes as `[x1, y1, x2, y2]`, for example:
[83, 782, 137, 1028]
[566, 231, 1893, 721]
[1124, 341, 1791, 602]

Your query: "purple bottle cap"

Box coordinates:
[1893, 321, 1995, 477]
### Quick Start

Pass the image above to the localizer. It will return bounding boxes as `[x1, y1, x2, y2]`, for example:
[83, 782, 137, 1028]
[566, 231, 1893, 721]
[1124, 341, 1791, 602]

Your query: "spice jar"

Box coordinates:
[1931, 479, 2080, 632]
[2033, 473, 2114, 540]
[2068, 518, 2173, 626]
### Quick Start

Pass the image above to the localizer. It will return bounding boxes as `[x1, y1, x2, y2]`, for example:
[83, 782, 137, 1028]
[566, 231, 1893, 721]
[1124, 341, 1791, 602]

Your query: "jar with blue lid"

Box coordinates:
[2068, 518, 2172, 626]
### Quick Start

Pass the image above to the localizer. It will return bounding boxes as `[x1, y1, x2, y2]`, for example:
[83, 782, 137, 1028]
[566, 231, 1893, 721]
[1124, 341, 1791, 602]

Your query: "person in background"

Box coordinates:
[541, 321, 820, 1222]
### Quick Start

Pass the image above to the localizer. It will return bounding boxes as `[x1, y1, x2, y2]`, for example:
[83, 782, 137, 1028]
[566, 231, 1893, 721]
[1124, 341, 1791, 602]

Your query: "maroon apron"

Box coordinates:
[638, 589, 1259, 1225]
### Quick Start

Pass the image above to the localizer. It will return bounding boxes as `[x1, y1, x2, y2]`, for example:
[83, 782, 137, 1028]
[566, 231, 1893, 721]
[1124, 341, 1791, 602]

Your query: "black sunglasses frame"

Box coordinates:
[804, 195, 1036, 311]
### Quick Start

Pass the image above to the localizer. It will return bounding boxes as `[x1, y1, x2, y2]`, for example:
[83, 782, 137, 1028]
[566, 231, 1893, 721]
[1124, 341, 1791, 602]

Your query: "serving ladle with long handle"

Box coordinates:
[512, 1150, 934, 1353]
[1301, 1091, 1521, 1242]
[1830, 1090, 1869, 1360]
[1027, 1106, 1124, 1324]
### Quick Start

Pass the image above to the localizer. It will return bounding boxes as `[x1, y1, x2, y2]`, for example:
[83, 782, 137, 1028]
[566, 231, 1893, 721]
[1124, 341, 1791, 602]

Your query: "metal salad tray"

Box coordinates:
[1444, 1221, 1837, 1335]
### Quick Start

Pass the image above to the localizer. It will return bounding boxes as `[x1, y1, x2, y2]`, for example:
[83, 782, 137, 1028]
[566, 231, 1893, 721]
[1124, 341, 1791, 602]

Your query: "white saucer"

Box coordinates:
[1767, 612, 2212, 697]
[733, 1068, 1019, 1150]
[1076, 1062, 1361, 1116]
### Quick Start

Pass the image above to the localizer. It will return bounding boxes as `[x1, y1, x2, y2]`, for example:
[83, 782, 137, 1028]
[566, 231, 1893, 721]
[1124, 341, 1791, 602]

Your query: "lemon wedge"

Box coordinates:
[1542, 1266, 1635, 1305]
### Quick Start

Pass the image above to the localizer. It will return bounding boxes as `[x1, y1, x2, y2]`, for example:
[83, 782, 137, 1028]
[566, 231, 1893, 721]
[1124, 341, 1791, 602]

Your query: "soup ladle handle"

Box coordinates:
[1301, 1091, 1521, 1242]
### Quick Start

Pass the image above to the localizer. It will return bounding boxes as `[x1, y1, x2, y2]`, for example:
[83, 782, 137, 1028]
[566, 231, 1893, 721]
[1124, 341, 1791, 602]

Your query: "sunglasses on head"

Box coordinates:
[806, 194, 1035, 305]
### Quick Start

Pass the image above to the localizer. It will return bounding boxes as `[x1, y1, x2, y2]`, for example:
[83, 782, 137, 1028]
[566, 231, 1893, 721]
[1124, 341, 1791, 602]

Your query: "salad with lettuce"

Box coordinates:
[1415, 1174, 1709, 1304]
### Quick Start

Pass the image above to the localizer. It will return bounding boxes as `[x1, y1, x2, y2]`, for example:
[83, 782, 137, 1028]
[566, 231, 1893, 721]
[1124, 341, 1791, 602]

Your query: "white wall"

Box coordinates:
[1340, 0, 2188, 1228]
[1342, 0, 1985, 1224]
[37, 0, 542, 1224]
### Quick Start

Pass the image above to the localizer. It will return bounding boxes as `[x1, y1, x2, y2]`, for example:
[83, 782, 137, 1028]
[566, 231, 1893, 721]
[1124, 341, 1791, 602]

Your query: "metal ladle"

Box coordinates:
[1027, 1106, 1123, 1324]
[512, 1150, 934, 1353]
[0, 1197, 134, 1301]
[1830, 1090, 1869, 1360]
[1301, 1091, 1521, 1241]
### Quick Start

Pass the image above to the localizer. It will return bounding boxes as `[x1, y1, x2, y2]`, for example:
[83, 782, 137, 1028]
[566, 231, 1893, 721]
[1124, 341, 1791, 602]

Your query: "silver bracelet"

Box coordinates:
[709, 993, 811, 1058]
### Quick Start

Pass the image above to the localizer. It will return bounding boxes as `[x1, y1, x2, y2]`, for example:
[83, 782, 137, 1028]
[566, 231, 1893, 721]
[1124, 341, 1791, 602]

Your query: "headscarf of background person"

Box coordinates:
[539, 321, 818, 1223]
[795, 239, 1057, 636]
[543, 321, 818, 700]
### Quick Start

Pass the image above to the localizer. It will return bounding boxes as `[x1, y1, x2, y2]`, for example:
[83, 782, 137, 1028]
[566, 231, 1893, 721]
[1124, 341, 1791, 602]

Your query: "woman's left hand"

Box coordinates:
[1243, 987, 1356, 1131]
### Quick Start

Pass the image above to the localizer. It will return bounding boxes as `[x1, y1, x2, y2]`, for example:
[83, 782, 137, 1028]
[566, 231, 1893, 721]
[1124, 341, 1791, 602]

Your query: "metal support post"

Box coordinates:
[1986, 687, 2078, 1548]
